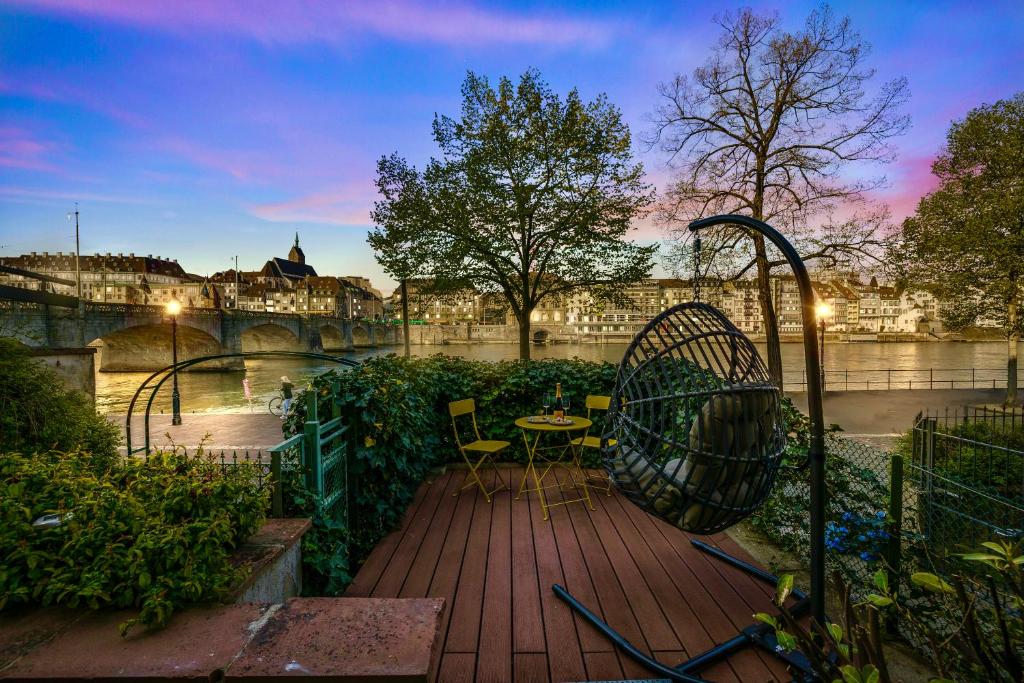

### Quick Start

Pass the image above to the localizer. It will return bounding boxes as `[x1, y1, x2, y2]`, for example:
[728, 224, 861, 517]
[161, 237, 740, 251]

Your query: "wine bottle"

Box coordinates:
[553, 383, 564, 420]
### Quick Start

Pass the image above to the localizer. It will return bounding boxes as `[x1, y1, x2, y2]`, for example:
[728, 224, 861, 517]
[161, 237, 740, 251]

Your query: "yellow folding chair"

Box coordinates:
[570, 395, 617, 495]
[449, 398, 509, 502]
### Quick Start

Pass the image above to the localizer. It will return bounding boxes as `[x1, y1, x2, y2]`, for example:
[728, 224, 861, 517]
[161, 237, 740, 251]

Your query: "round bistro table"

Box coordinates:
[514, 415, 593, 521]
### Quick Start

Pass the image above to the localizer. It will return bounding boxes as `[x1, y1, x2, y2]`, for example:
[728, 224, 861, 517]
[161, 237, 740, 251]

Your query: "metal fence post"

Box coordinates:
[271, 450, 284, 517]
[885, 453, 904, 633]
[304, 391, 322, 494]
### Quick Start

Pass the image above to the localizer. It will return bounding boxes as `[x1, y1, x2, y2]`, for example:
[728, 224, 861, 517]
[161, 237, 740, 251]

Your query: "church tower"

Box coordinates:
[288, 232, 305, 264]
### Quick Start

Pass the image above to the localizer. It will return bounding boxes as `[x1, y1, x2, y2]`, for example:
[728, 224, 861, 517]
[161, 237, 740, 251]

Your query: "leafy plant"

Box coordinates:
[0, 337, 120, 458]
[762, 541, 1024, 682]
[0, 448, 266, 633]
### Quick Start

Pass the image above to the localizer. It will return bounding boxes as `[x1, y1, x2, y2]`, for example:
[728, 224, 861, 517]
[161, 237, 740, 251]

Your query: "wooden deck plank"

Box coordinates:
[633, 505, 786, 681]
[524, 471, 588, 683]
[437, 652, 475, 683]
[476, 474, 513, 682]
[426, 474, 479, 681]
[582, 651, 624, 681]
[398, 472, 464, 598]
[543, 469, 616, 655]
[510, 469, 545, 654]
[445, 469, 496, 653]
[369, 470, 452, 598]
[343, 474, 434, 597]
[513, 653, 548, 683]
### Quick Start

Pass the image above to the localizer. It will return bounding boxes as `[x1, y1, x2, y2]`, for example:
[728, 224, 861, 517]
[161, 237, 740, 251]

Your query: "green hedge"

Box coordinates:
[282, 354, 618, 591]
[0, 449, 266, 633]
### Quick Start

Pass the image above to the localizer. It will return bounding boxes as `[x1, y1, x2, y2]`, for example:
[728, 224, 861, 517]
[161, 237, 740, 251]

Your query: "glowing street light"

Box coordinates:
[815, 302, 832, 392]
[165, 298, 183, 425]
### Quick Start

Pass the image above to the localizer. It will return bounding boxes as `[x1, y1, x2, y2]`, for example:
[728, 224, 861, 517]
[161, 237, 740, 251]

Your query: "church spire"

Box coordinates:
[288, 232, 305, 265]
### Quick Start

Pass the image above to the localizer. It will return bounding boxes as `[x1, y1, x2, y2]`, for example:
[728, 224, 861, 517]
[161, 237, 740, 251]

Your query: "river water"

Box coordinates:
[97, 341, 1021, 416]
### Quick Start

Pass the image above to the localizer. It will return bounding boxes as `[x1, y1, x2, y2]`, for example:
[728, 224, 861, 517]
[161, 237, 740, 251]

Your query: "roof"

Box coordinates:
[0, 253, 188, 279]
[270, 257, 317, 281]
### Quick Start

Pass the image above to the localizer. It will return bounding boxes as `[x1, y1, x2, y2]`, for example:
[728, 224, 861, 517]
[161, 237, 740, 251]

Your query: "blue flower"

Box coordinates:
[876, 511, 886, 519]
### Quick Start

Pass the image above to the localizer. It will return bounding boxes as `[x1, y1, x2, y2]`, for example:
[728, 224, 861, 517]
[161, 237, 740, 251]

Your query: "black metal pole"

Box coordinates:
[401, 278, 411, 358]
[819, 319, 827, 393]
[170, 314, 182, 425]
[689, 214, 827, 628]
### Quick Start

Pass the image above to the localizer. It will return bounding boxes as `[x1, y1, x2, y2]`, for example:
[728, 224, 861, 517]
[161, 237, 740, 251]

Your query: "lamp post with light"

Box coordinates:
[166, 299, 183, 425]
[815, 302, 832, 393]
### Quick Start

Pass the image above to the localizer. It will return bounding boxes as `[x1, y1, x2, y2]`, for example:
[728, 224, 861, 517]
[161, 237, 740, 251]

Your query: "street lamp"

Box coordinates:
[815, 302, 832, 393]
[165, 299, 183, 425]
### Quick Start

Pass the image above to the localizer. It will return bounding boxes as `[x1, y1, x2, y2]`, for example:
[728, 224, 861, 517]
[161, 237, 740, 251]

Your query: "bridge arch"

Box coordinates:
[352, 323, 372, 347]
[319, 323, 348, 350]
[532, 329, 551, 344]
[240, 323, 300, 352]
[87, 322, 225, 372]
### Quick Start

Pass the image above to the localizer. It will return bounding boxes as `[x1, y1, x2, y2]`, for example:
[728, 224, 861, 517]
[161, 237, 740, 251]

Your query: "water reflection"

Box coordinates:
[97, 341, 1021, 416]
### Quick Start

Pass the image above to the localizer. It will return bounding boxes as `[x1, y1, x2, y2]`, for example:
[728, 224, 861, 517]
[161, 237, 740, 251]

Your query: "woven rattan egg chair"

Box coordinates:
[553, 215, 829, 683]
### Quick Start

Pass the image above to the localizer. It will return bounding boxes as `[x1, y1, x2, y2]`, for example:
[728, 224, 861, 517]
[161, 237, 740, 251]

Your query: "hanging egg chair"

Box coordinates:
[604, 301, 786, 535]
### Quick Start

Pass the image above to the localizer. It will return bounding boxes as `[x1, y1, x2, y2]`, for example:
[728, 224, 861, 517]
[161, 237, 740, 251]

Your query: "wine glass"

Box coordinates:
[563, 394, 572, 417]
[542, 394, 551, 417]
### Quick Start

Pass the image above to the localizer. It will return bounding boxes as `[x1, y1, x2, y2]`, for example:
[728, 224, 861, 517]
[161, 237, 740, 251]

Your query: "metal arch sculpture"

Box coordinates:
[123, 350, 360, 455]
[553, 215, 828, 683]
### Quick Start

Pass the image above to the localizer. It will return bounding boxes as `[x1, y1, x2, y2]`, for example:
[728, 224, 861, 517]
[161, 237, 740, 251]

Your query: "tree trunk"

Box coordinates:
[401, 279, 411, 358]
[519, 312, 532, 361]
[753, 234, 785, 391]
[1007, 294, 1019, 407]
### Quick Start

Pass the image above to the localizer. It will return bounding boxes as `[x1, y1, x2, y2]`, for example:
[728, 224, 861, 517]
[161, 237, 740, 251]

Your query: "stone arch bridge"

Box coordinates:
[3, 302, 399, 371]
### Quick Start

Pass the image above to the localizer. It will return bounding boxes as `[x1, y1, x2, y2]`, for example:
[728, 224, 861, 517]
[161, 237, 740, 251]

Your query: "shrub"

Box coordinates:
[0, 337, 120, 457]
[0, 449, 266, 632]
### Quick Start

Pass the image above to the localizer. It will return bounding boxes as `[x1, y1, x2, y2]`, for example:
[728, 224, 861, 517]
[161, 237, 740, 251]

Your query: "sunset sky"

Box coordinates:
[2, 1, 1022, 293]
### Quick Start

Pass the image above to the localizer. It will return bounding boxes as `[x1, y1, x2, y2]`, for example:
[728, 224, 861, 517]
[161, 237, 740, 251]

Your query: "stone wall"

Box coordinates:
[30, 347, 96, 400]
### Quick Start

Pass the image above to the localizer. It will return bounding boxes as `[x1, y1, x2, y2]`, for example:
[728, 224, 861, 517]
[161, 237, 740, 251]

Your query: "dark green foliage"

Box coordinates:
[281, 354, 618, 590]
[749, 400, 890, 577]
[0, 449, 266, 633]
[0, 337, 120, 457]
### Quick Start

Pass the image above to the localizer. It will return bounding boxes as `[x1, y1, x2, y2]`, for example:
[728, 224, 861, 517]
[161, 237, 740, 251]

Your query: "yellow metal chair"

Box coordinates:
[449, 398, 509, 502]
[570, 395, 617, 495]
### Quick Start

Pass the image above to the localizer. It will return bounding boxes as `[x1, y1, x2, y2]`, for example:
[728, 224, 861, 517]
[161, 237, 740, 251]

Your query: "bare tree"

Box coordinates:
[650, 5, 909, 388]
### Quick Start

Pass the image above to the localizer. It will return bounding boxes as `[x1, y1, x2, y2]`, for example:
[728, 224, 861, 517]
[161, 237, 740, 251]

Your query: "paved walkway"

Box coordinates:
[787, 388, 1005, 448]
[112, 413, 286, 454]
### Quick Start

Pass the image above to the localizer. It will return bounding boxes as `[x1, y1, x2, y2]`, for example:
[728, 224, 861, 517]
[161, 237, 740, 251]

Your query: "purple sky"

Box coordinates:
[1, 1, 1022, 293]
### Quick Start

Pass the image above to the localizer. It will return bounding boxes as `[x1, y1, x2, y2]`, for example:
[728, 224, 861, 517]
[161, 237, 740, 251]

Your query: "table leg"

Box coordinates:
[531, 432, 550, 520]
[517, 432, 548, 519]
[515, 429, 534, 500]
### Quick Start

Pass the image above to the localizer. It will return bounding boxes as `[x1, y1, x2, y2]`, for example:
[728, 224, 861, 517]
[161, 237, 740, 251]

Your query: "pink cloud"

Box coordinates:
[11, 0, 613, 48]
[250, 183, 377, 225]
[873, 154, 939, 220]
[156, 137, 288, 183]
[0, 126, 60, 172]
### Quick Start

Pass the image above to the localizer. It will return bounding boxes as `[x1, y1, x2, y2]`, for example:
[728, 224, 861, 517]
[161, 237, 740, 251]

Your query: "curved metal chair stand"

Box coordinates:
[553, 215, 828, 683]
[123, 351, 360, 455]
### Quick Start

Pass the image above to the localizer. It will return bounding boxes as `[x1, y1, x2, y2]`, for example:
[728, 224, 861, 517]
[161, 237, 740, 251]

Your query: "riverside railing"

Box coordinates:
[786, 367, 1023, 391]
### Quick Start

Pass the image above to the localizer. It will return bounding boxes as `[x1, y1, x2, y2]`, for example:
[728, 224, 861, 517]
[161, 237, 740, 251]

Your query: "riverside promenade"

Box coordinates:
[112, 413, 285, 454]
[787, 387, 1007, 448]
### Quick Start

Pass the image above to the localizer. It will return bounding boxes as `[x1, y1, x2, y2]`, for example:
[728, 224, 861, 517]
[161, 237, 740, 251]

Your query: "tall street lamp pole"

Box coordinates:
[166, 299, 183, 425]
[816, 302, 831, 393]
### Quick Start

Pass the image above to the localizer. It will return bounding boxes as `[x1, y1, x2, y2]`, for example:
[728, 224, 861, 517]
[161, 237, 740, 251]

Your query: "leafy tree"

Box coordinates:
[650, 6, 909, 388]
[370, 69, 656, 360]
[896, 94, 1024, 406]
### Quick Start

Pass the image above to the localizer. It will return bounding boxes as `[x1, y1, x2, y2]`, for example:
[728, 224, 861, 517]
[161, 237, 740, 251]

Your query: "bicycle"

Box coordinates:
[268, 392, 287, 417]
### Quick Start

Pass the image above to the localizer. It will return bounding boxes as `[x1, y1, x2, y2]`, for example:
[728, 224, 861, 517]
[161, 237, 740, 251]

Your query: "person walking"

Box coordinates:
[280, 375, 294, 419]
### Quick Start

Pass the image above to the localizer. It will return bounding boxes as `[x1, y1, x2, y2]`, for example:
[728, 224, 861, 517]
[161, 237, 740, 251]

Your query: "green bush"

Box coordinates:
[0, 449, 266, 632]
[0, 337, 120, 457]
[281, 354, 618, 591]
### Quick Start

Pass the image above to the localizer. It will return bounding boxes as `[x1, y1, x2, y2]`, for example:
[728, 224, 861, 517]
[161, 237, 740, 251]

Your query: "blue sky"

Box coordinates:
[1, 1, 1022, 293]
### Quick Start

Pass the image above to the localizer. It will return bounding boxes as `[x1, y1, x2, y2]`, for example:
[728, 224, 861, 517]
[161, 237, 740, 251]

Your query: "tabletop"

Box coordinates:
[515, 415, 592, 432]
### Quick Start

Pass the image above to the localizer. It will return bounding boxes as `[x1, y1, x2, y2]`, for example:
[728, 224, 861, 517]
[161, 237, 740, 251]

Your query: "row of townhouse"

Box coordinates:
[0, 234, 384, 320]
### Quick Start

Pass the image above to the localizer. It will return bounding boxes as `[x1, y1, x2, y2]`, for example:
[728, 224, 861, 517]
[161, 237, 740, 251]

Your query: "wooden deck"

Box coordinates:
[346, 467, 791, 683]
